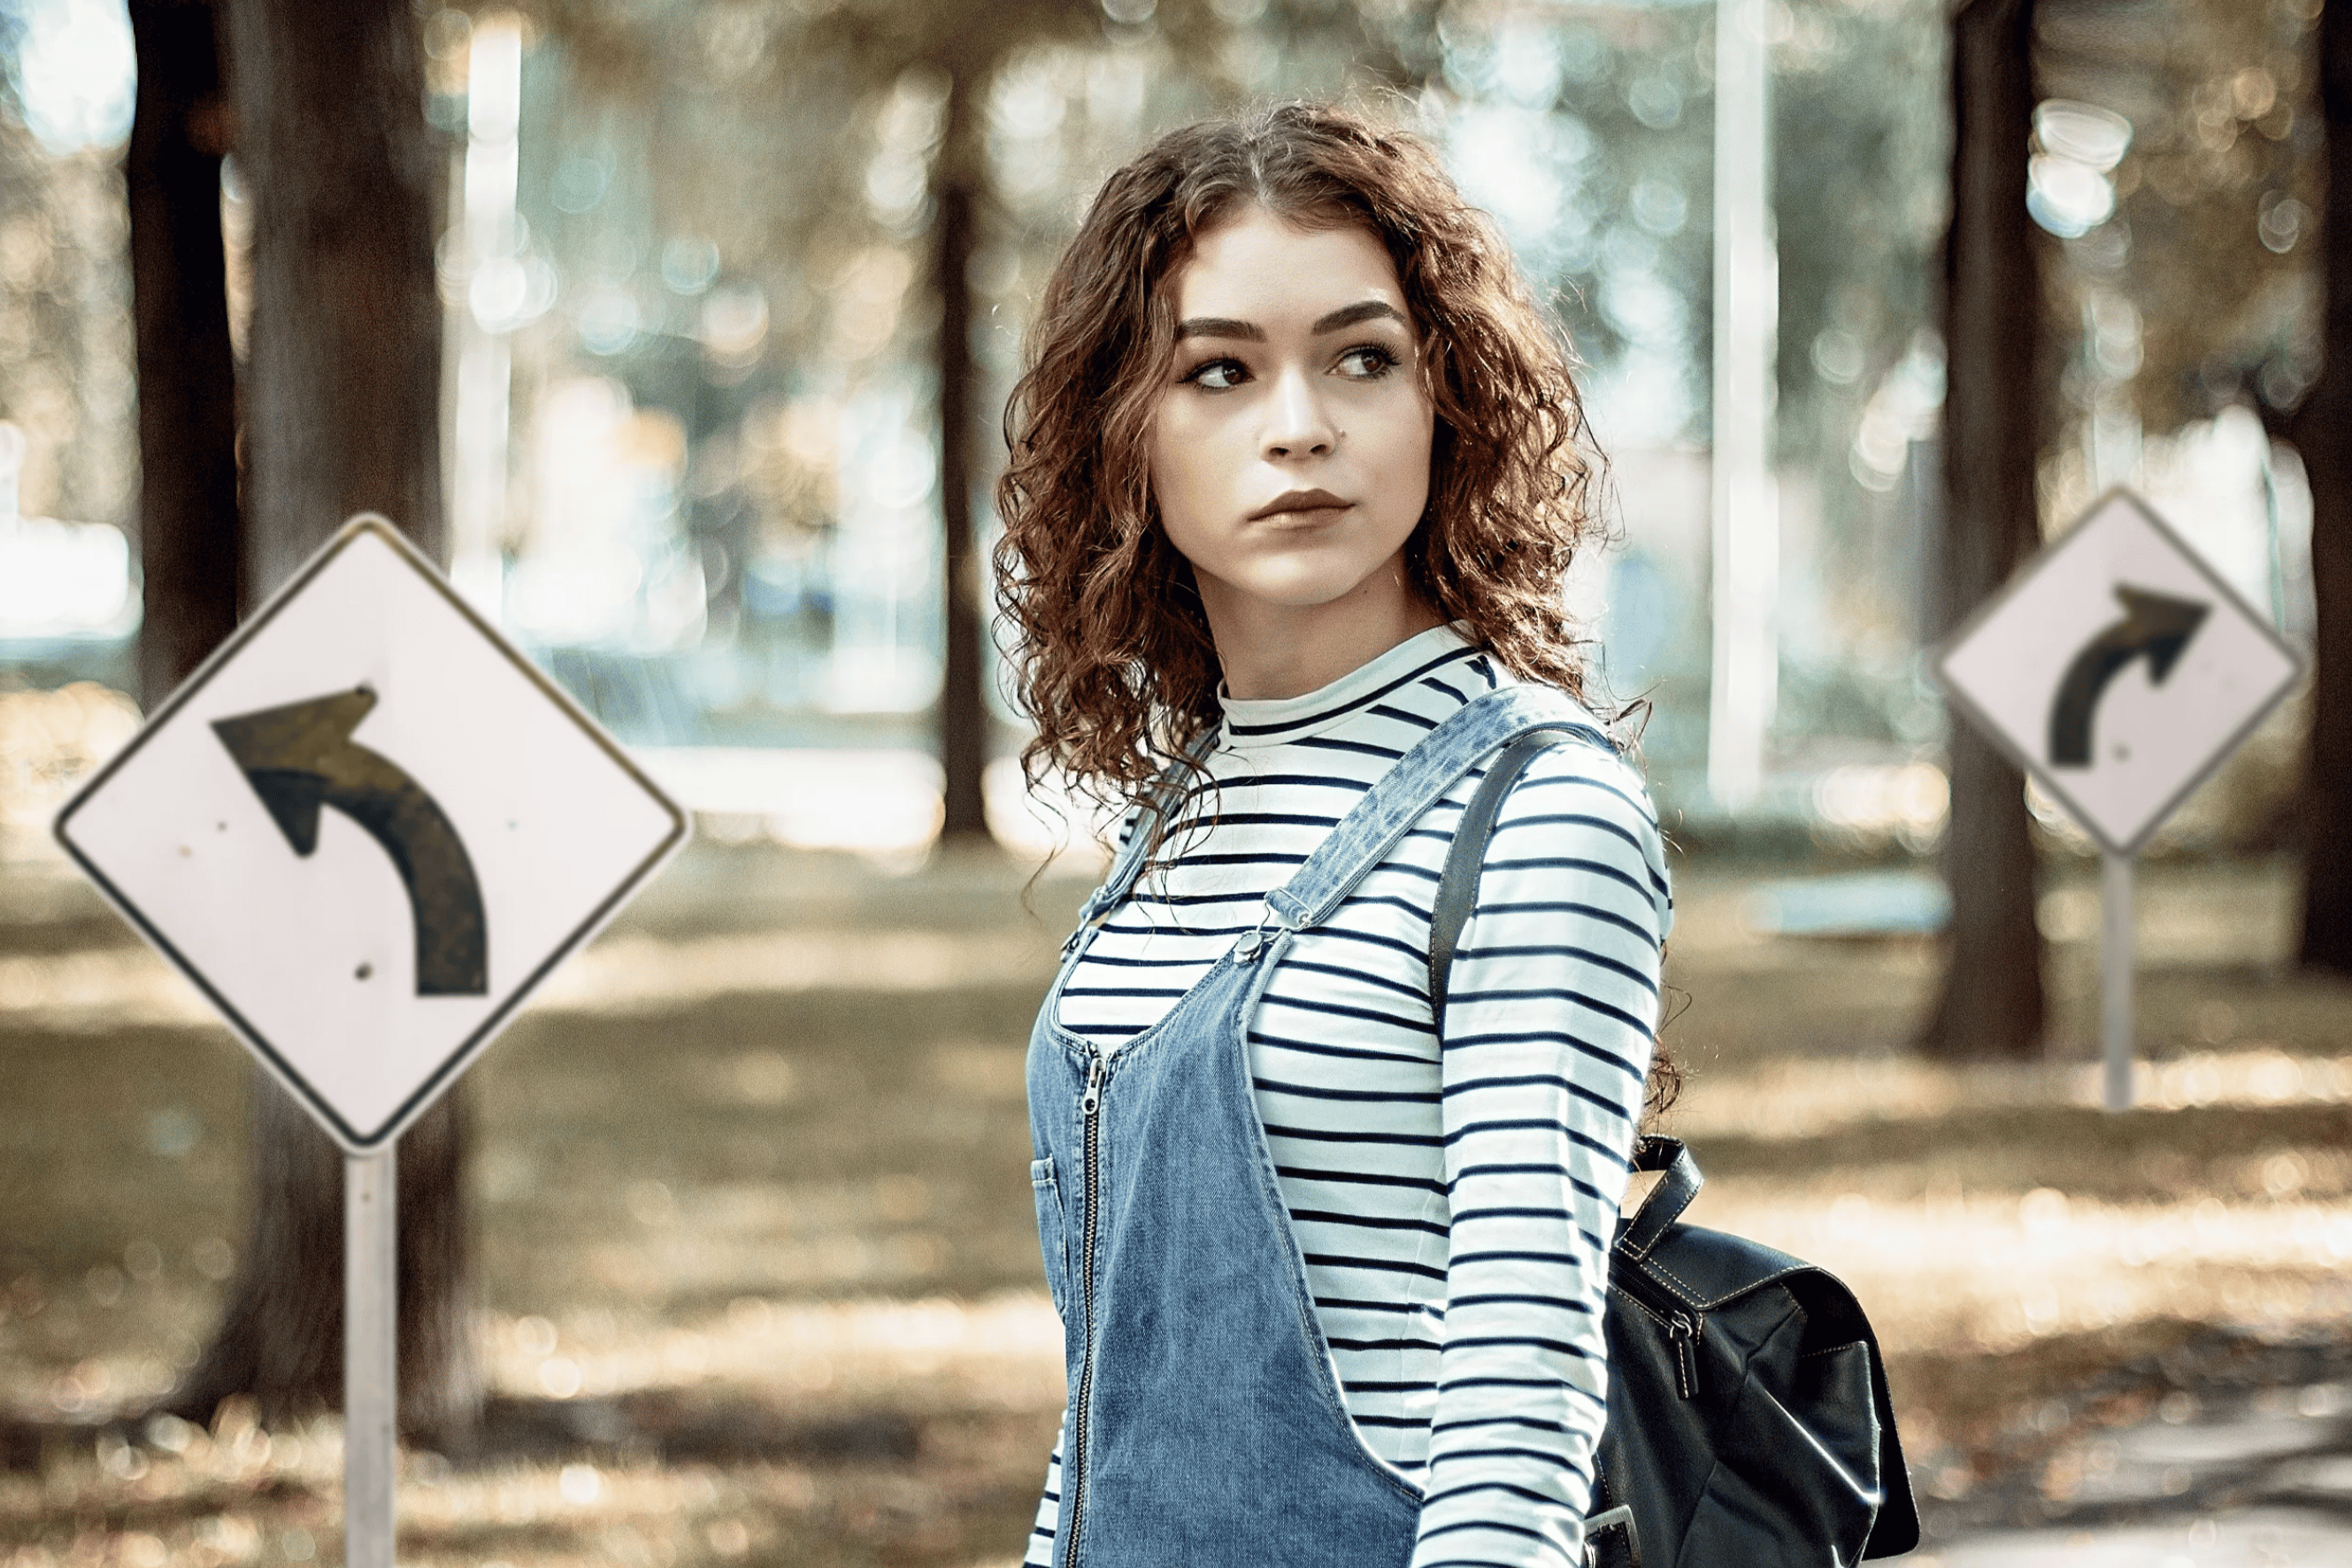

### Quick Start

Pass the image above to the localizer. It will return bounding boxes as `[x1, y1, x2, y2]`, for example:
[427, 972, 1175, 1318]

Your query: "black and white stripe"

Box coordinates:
[1025, 625, 1672, 1568]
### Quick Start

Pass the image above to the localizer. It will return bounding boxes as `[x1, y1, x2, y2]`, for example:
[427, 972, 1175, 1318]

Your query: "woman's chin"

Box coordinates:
[1210, 557, 1399, 616]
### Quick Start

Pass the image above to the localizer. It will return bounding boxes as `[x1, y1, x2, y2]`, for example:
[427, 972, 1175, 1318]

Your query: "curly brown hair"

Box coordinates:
[993, 100, 1607, 819]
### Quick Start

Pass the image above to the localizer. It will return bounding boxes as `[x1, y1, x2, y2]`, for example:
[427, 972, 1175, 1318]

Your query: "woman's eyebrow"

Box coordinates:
[1172, 301, 1407, 342]
[1174, 316, 1264, 342]
[1311, 300, 1407, 334]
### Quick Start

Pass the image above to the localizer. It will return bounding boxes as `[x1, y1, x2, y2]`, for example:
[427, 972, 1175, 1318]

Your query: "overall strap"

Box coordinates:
[1078, 723, 1221, 926]
[1257, 685, 1604, 939]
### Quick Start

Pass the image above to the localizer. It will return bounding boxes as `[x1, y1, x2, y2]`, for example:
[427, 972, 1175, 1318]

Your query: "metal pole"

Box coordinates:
[447, 14, 524, 617]
[1707, 0, 1779, 810]
[346, 1146, 397, 1568]
[2101, 850, 2134, 1112]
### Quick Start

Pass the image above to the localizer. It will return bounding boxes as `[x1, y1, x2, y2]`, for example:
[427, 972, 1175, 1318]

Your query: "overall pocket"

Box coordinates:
[1030, 1157, 1071, 1319]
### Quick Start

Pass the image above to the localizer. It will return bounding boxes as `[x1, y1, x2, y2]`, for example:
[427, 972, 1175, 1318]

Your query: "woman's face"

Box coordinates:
[1146, 206, 1437, 649]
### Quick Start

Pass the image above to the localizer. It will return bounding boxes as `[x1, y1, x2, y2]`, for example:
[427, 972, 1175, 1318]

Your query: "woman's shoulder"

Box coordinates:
[1482, 704, 1673, 918]
[1479, 679, 1652, 802]
[1500, 728, 1660, 834]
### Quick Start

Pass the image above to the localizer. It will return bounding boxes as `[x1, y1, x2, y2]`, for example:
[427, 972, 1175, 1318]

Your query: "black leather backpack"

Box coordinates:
[1429, 727, 1921, 1568]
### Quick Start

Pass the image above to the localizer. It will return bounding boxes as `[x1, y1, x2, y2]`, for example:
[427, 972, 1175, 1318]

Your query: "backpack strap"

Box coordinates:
[1426, 725, 1586, 1016]
[1618, 1136, 1703, 1259]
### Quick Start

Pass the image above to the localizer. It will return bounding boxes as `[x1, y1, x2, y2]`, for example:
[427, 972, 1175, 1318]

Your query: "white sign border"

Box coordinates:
[51, 514, 692, 1153]
[1930, 487, 2307, 857]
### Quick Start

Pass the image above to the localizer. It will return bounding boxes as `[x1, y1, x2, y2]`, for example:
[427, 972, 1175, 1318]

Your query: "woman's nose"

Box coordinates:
[1262, 367, 1336, 459]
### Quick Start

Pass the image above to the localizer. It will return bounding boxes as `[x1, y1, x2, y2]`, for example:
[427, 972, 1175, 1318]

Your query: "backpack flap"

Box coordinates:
[1600, 1141, 1921, 1564]
[1764, 1265, 1921, 1561]
[1783, 1267, 1920, 1560]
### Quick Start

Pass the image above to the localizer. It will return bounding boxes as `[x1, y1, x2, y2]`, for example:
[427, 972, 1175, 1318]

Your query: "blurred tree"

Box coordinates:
[514, 0, 1456, 819]
[1919, 0, 2047, 1061]
[0, 41, 140, 547]
[164, 0, 480, 1448]
[2296, 0, 2350, 971]
[1423, 4, 1716, 434]
[124, 0, 240, 705]
[936, 70, 988, 837]
[1774, 4, 1946, 468]
[769, 5, 1096, 840]
[2040, 1, 2317, 442]
[1772, 0, 1948, 726]
[531, 0, 1110, 836]
[2036, 1, 2335, 951]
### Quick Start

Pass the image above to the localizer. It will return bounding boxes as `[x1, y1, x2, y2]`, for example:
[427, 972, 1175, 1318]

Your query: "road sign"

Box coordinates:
[1934, 488, 2302, 1113]
[54, 515, 688, 1152]
[1934, 488, 2303, 857]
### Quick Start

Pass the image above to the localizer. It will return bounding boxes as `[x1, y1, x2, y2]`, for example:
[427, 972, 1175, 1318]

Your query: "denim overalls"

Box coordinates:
[1026, 685, 1598, 1568]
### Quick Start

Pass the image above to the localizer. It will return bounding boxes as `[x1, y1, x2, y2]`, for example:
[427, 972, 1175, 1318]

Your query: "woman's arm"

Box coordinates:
[1410, 744, 1671, 1568]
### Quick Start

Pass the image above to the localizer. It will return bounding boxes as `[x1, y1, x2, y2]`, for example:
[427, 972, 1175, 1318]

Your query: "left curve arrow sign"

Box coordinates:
[211, 686, 488, 995]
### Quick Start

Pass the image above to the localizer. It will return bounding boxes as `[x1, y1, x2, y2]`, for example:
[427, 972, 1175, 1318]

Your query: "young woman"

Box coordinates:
[994, 103, 1673, 1568]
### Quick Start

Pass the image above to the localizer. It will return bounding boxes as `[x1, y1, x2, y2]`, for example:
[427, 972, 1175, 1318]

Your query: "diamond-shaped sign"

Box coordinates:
[1934, 488, 2303, 856]
[53, 516, 688, 1151]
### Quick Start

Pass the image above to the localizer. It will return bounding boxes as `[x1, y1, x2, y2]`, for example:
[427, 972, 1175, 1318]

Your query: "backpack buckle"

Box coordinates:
[1583, 1503, 1641, 1568]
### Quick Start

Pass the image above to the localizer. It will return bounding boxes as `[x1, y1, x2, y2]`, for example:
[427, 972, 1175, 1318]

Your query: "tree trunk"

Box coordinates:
[2298, 0, 2352, 973]
[125, 0, 240, 707]
[1918, 0, 2047, 1059]
[221, 0, 444, 582]
[164, 1087, 475, 1443]
[165, 0, 479, 1448]
[935, 73, 991, 841]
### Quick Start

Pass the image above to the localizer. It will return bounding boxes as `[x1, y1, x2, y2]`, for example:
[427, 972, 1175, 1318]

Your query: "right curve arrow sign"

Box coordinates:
[2048, 585, 2210, 768]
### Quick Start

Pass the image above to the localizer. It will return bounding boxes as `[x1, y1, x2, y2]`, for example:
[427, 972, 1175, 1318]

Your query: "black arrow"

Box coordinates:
[2048, 586, 2210, 768]
[211, 686, 488, 995]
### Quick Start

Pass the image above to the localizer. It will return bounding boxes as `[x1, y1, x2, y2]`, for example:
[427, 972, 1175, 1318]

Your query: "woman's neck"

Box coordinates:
[1199, 561, 1446, 701]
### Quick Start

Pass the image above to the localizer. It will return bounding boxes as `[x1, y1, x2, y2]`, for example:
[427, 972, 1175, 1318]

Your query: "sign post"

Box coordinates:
[347, 1148, 397, 1568]
[53, 515, 688, 1563]
[2101, 849, 2133, 1112]
[1934, 489, 2302, 1110]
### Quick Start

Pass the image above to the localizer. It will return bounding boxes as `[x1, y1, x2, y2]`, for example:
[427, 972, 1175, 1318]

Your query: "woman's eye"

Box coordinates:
[1184, 357, 1249, 391]
[1336, 344, 1401, 379]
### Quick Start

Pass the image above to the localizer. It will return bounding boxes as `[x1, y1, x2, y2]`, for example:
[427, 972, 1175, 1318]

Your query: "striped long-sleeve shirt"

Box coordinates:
[1023, 625, 1673, 1568]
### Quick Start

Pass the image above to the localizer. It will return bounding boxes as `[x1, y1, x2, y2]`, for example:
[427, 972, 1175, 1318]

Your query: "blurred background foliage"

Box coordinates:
[0, 0, 2329, 857]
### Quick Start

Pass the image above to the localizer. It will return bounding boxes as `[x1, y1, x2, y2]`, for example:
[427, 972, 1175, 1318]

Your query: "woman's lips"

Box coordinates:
[1249, 488, 1352, 521]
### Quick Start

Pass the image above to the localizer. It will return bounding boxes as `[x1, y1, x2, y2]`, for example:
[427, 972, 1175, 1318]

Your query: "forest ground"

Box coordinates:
[2, 835, 2348, 1567]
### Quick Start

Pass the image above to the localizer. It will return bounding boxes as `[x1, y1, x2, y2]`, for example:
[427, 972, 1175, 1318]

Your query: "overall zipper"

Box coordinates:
[1065, 1049, 1108, 1562]
[1064, 921, 1264, 1561]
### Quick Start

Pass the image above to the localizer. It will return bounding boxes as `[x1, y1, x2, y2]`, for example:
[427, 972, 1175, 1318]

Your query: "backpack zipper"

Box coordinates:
[1615, 1264, 1703, 1399]
[1065, 1049, 1107, 1563]
[1663, 1307, 1701, 1399]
